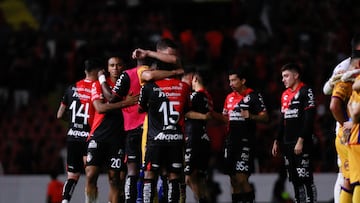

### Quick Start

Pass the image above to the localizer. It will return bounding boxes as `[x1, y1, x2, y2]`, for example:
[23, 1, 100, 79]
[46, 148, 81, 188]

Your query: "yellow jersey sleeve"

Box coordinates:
[332, 81, 353, 102]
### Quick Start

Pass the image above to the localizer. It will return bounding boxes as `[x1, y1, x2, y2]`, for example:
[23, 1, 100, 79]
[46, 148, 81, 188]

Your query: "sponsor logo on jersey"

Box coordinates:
[67, 129, 89, 138]
[284, 108, 299, 119]
[154, 132, 183, 141]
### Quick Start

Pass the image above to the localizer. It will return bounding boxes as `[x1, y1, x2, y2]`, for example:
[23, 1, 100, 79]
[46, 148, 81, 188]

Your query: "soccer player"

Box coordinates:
[330, 64, 353, 203]
[184, 68, 214, 202]
[97, 55, 127, 202]
[222, 68, 269, 203]
[138, 62, 191, 203]
[132, 38, 185, 203]
[323, 34, 360, 203]
[56, 58, 101, 203]
[347, 50, 360, 203]
[272, 63, 317, 203]
[84, 57, 138, 203]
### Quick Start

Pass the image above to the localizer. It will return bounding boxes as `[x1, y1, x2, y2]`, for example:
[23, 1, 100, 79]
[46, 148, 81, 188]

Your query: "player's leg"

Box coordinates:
[142, 145, 160, 203]
[125, 127, 143, 203]
[85, 140, 102, 203]
[107, 136, 126, 203]
[62, 142, 86, 203]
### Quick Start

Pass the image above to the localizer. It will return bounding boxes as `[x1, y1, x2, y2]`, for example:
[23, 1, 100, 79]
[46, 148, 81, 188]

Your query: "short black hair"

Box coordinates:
[228, 67, 249, 80]
[281, 63, 302, 76]
[84, 58, 103, 72]
[156, 38, 178, 51]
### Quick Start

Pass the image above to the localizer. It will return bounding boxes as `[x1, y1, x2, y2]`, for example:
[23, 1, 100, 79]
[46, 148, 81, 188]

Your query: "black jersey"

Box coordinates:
[223, 88, 267, 143]
[185, 89, 213, 143]
[279, 82, 316, 144]
[60, 79, 96, 142]
[139, 78, 190, 146]
[90, 79, 124, 141]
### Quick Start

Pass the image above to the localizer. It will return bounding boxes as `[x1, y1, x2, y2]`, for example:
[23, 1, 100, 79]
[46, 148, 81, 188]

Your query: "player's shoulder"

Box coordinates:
[333, 57, 351, 75]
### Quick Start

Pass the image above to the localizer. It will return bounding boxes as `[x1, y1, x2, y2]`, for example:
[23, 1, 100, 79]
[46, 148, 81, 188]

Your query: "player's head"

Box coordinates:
[181, 65, 196, 85]
[281, 63, 302, 89]
[193, 69, 209, 87]
[107, 56, 124, 79]
[228, 68, 248, 92]
[154, 38, 179, 71]
[156, 38, 179, 55]
[84, 58, 103, 73]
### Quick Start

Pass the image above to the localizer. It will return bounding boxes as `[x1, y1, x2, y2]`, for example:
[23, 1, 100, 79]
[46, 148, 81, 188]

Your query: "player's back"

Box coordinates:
[139, 78, 190, 145]
[63, 79, 96, 141]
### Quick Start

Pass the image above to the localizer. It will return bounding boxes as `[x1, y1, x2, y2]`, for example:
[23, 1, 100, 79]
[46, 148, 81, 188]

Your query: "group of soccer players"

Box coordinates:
[56, 33, 360, 203]
[324, 34, 360, 203]
[57, 38, 218, 203]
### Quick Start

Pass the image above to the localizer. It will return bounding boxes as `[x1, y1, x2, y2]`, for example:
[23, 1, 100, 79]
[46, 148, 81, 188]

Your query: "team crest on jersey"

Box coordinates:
[243, 95, 250, 103]
[229, 96, 234, 103]
[88, 140, 97, 148]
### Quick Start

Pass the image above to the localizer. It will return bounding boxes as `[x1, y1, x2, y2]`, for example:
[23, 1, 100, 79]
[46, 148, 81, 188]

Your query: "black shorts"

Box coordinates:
[184, 138, 211, 175]
[143, 144, 183, 174]
[66, 141, 87, 173]
[283, 144, 314, 183]
[224, 138, 254, 175]
[125, 126, 143, 165]
[86, 135, 126, 171]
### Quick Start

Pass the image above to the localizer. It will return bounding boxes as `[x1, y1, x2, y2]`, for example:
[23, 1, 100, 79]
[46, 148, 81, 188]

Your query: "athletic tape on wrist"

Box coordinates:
[98, 74, 106, 84]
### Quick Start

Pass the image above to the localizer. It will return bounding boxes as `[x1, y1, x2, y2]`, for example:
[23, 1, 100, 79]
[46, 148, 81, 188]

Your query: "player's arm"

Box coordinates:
[141, 68, 184, 83]
[185, 111, 211, 120]
[272, 114, 284, 157]
[330, 97, 347, 126]
[93, 94, 139, 114]
[348, 100, 360, 123]
[97, 70, 114, 101]
[56, 103, 66, 119]
[249, 110, 269, 122]
[138, 85, 149, 113]
[132, 48, 179, 65]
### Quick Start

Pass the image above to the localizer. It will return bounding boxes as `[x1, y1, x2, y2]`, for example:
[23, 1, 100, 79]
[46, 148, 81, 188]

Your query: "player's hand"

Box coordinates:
[205, 112, 212, 120]
[132, 48, 148, 59]
[341, 69, 360, 82]
[240, 109, 250, 119]
[329, 73, 343, 85]
[172, 68, 184, 76]
[341, 121, 353, 145]
[98, 69, 106, 77]
[294, 138, 303, 155]
[123, 92, 139, 106]
[272, 140, 280, 157]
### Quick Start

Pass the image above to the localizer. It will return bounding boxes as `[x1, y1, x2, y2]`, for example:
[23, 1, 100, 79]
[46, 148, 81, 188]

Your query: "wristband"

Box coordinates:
[98, 74, 106, 84]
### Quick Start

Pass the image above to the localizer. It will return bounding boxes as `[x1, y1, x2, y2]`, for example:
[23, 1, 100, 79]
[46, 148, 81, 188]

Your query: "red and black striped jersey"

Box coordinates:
[139, 78, 191, 146]
[279, 82, 316, 144]
[60, 79, 97, 142]
[223, 88, 267, 141]
[90, 78, 124, 141]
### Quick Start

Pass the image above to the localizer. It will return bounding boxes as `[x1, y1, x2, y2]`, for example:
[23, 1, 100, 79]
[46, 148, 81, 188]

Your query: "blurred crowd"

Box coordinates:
[0, 0, 358, 174]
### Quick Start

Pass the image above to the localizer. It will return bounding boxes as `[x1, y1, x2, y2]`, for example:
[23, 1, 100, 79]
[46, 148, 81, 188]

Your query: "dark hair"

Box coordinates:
[156, 38, 178, 51]
[228, 67, 248, 80]
[194, 69, 210, 86]
[280, 63, 302, 77]
[84, 58, 103, 72]
[183, 64, 196, 75]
